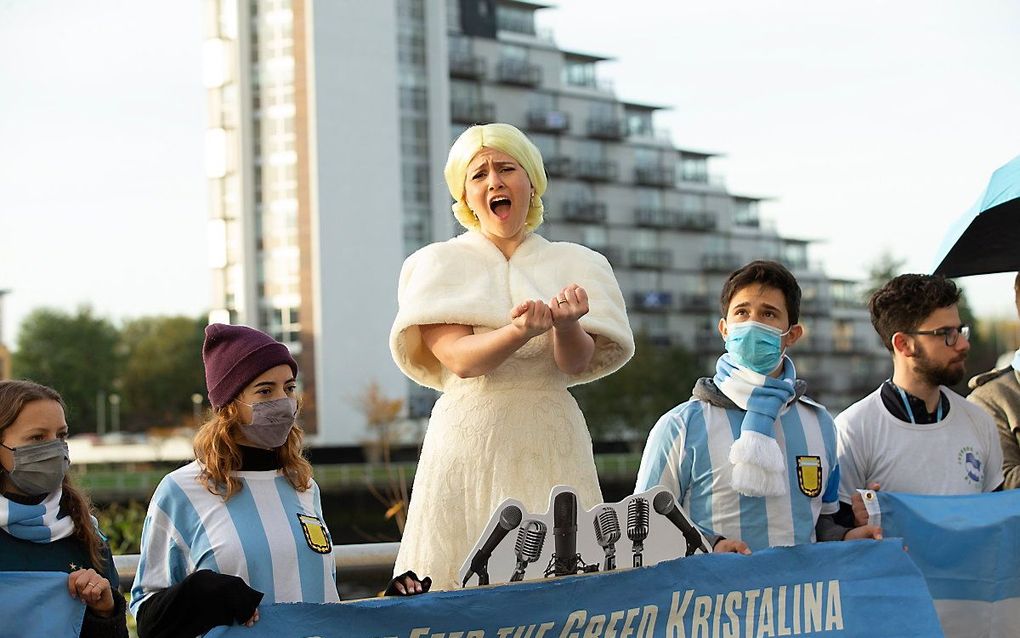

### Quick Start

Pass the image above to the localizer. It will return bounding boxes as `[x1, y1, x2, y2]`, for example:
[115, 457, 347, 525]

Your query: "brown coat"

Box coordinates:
[969, 366, 1020, 489]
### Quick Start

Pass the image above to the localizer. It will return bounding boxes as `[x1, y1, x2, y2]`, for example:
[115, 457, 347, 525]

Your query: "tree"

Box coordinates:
[119, 315, 207, 430]
[12, 306, 121, 433]
[355, 381, 410, 535]
[863, 251, 906, 303]
[571, 334, 703, 444]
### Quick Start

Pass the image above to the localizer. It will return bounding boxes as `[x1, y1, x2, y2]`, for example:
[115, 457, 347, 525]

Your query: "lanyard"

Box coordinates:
[895, 385, 942, 424]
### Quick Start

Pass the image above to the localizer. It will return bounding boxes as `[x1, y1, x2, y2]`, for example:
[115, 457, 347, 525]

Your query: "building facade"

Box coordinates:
[204, 0, 887, 445]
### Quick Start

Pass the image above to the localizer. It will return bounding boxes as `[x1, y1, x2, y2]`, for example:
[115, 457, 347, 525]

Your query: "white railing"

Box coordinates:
[114, 542, 399, 587]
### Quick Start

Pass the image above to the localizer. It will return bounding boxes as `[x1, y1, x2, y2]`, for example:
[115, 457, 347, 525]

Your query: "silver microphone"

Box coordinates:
[510, 520, 547, 582]
[593, 507, 621, 571]
[627, 497, 650, 567]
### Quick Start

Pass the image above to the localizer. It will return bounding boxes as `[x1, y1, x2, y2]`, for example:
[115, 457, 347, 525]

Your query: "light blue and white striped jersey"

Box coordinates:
[130, 461, 339, 617]
[635, 397, 840, 551]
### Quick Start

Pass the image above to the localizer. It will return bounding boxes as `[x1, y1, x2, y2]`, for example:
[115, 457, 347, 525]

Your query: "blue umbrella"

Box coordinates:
[932, 154, 1020, 277]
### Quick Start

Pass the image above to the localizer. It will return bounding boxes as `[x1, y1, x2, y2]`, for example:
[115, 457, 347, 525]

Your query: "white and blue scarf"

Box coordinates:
[714, 353, 799, 497]
[0, 488, 75, 542]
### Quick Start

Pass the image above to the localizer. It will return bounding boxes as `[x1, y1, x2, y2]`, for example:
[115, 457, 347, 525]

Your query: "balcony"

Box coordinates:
[634, 208, 717, 232]
[797, 338, 834, 355]
[586, 117, 627, 140]
[496, 59, 542, 87]
[701, 253, 743, 272]
[450, 99, 495, 124]
[800, 297, 832, 316]
[526, 109, 570, 134]
[679, 293, 715, 313]
[629, 248, 672, 269]
[544, 156, 572, 178]
[676, 212, 716, 231]
[588, 244, 624, 266]
[573, 159, 618, 182]
[561, 200, 607, 224]
[632, 291, 674, 312]
[448, 52, 486, 80]
[693, 330, 722, 354]
[634, 165, 675, 187]
[833, 335, 883, 354]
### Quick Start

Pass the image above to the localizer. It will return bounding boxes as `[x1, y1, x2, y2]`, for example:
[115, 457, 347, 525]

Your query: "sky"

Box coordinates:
[1, 1, 1019, 349]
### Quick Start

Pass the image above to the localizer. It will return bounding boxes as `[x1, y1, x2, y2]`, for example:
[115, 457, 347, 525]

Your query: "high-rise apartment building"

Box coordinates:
[204, 0, 887, 445]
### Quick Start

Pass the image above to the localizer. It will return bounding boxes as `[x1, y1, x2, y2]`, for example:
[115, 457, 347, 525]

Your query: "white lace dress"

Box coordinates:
[390, 231, 634, 590]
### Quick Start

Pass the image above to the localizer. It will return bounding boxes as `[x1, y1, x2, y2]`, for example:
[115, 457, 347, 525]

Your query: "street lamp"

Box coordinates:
[108, 393, 121, 433]
[191, 393, 204, 426]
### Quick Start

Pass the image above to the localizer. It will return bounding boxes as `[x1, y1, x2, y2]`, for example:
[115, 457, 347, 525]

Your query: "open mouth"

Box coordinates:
[488, 196, 512, 219]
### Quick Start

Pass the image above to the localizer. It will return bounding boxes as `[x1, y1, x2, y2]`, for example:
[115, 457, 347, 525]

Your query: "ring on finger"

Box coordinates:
[557, 298, 568, 305]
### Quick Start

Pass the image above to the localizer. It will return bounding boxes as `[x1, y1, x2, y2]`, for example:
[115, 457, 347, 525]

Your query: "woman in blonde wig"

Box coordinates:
[391, 122, 634, 588]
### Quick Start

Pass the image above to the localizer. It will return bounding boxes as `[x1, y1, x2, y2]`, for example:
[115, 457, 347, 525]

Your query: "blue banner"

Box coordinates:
[866, 490, 1020, 637]
[208, 540, 940, 638]
[0, 571, 84, 638]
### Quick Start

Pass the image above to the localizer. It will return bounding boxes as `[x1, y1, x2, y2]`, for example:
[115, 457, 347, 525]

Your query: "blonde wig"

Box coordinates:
[445, 122, 548, 232]
[193, 400, 313, 501]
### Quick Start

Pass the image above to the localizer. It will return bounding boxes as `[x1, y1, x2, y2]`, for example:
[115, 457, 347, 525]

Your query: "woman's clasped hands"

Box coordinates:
[510, 284, 589, 339]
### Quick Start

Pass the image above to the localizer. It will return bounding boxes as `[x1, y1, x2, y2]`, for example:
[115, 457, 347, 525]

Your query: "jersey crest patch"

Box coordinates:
[796, 455, 822, 497]
[297, 514, 332, 554]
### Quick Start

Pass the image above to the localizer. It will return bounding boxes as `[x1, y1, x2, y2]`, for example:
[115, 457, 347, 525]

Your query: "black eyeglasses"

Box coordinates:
[903, 324, 970, 346]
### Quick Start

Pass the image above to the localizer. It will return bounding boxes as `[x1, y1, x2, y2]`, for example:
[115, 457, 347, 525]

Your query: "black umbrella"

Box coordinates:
[932, 154, 1020, 278]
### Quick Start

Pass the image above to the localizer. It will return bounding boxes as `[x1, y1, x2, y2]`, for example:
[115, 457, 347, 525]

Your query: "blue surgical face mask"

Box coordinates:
[724, 320, 791, 375]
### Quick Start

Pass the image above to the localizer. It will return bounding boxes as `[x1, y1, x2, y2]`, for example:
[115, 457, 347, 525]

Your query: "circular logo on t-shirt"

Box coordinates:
[958, 447, 983, 485]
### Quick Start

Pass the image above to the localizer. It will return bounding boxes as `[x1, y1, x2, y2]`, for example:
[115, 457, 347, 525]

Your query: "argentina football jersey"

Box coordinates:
[635, 398, 840, 551]
[130, 461, 339, 617]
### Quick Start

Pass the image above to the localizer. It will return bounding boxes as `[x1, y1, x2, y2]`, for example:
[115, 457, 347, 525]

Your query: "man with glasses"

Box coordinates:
[836, 274, 1003, 526]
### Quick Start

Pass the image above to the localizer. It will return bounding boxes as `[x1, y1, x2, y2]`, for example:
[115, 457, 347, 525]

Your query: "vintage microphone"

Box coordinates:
[652, 491, 708, 557]
[627, 497, 649, 567]
[510, 519, 547, 582]
[544, 491, 597, 577]
[462, 504, 523, 586]
[593, 507, 621, 571]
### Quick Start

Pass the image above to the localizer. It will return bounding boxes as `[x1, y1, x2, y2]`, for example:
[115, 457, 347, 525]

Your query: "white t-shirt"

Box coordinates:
[835, 386, 1004, 503]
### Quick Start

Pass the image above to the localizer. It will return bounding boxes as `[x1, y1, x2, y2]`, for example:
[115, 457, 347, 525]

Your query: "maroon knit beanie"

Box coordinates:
[202, 323, 298, 410]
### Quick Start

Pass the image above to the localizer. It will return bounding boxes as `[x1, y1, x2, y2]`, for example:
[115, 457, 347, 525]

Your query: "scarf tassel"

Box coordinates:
[729, 430, 788, 497]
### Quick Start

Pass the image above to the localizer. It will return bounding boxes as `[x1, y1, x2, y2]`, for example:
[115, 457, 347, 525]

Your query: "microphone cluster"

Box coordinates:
[461, 489, 707, 587]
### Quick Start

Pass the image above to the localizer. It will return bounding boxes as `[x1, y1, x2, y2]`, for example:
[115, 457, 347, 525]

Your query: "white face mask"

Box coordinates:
[239, 397, 297, 449]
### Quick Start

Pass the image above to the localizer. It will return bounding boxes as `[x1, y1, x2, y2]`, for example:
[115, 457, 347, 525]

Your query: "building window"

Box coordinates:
[733, 199, 760, 227]
[637, 188, 662, 210]
[626, 110, 654, 137]
[564, 60, 597, 88]
[634, 147, 660, 169]
[496, 5, 535, 35]
[581, 225, 607, 247]
[680, 192, 705, 212]
[680, 155, 708, 182]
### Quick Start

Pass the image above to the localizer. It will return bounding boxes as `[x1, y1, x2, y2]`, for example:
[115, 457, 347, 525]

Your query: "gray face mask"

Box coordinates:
[1, 439, 70, 496]
[240, 397, 297, 449]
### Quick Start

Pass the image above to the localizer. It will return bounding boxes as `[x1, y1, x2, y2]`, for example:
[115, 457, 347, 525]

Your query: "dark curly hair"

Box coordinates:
[719, 260, 802, 325]
[869, 274, 961, 352]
